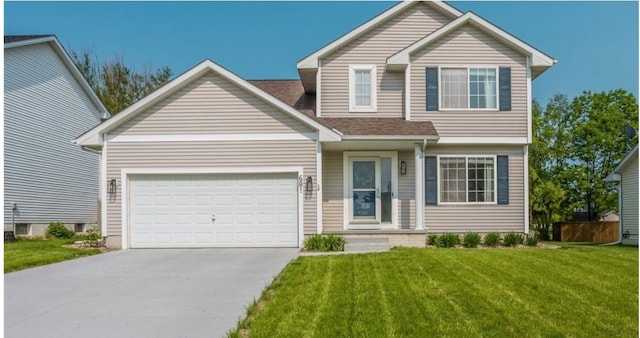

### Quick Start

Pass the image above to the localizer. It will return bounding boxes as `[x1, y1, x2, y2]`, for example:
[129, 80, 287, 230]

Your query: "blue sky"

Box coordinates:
[4, 1, 638, 104]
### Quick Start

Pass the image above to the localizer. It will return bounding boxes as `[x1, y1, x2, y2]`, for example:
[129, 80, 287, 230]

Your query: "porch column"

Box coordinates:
[415, 144, 425, 230]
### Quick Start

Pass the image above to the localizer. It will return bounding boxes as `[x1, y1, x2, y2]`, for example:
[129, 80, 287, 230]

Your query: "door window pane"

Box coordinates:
[353, 191, 376, 217]
[353, 161, 375, 189]
[381, 157, 392, 223]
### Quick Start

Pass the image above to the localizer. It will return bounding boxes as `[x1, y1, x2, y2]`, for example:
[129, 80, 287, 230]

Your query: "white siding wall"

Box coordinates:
[410, 24, 528, 137]
[4, 42, 101, 226]
[621, 155, 638, 245]
[320, 2, 452, 117]
[105, 71, 318, 247]
[425, 145, 525, 233]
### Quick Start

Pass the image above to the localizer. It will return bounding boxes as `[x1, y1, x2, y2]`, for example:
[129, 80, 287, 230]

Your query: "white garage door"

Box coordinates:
[129, 173, 299, 248]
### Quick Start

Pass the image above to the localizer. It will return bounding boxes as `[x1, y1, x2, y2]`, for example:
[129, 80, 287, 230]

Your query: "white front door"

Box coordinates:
[345, 152, 397, 229]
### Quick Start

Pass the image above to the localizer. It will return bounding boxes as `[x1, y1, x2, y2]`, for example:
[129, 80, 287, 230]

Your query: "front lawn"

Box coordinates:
[4, 238, 101, 273]
[229, 244, 638, 337]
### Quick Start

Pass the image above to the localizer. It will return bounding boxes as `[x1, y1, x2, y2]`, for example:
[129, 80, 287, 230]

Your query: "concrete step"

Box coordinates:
[344, 237, 390, 252]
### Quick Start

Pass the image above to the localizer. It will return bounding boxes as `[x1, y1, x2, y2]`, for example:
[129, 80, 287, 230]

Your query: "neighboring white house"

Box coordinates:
[4, 35, 109, 236]
[606, 145, 639, 245]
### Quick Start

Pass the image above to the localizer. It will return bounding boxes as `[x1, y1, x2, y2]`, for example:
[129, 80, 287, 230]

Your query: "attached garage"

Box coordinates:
[128, 173, 300, 248]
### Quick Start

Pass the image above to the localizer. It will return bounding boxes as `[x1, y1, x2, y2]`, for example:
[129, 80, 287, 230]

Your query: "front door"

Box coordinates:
[346, 153, 397, 229]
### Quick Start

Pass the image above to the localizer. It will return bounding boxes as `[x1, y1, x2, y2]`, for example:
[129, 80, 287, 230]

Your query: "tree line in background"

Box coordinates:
[67, 49, 638, 241]
[530, 89, 638, 240]
[70, 49, 172, 115]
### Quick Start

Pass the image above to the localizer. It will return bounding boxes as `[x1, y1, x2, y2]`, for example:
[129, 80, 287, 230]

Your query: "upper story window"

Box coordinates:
[441, 67, 497, 110]
[426, 66, 510, 112]
[349, 65, 377, 112]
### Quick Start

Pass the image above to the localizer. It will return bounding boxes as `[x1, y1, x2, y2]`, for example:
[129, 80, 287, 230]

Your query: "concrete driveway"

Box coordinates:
[5, 248, 299, 338]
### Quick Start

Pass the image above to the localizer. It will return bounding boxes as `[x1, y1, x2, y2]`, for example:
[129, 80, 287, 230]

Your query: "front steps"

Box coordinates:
[344, 237, 390, 252]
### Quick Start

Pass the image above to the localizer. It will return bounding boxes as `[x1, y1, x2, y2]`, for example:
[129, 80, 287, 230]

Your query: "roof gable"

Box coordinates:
[387, 12, 556, 78]
[75, 60, 341, 147]
[5, 35, 109, 116]
[296, 1, 461, 70]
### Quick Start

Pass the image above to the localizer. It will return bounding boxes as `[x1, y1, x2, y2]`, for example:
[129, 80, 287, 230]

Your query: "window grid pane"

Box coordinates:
[467, 157, 495, 202]
[440, 157, 466, 202]
[469, 68, 497, 109]
[441, 68, 468, 109]
[355, 69, 371, 107]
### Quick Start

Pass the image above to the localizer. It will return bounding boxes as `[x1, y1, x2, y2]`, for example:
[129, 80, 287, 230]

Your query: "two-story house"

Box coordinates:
[75, 1, 554, 249]
[5, 35, 109, 236]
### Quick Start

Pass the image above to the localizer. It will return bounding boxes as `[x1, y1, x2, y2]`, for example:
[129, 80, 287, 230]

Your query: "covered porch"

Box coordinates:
[315, 118, 439, 246]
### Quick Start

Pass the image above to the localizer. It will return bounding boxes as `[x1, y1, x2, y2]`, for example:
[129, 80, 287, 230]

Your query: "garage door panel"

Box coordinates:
[129, 173, 298, 248]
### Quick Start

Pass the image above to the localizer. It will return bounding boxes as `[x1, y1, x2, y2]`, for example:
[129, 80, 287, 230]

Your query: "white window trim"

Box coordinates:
[348, 64, 377, 113]
[436, 155, 498, 205]
[438, 65, 500, 111]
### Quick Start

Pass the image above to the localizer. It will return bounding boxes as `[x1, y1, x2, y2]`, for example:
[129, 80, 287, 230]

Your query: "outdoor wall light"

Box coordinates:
[400, 161, 407, 175]
[306, 176, 313, 192]
[108, 179, 117, 196]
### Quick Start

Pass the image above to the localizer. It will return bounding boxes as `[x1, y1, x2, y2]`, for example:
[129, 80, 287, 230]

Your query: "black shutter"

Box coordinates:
[426, 67, 438, 111]
[497, 155, 509, 205]
[499, 67, 511, 111]
[425, 156, 437, 205]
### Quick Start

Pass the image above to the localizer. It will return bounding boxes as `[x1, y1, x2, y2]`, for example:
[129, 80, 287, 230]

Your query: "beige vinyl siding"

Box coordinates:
[322, 151, 343, 231]
[106, 140, 317, 237]
[620, 155, 638, 245]
[322, 150, 416, 230]
[411, 24, 528, 137]
[398, 151, 415, 229]
[321, 2, 452, 118]
[425, 145, 525, 233]
[112, 73, 313, 136]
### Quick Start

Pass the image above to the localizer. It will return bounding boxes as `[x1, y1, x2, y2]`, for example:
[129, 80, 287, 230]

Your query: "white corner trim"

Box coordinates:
[101, 137, 108, 237]
[107, 133, 317, 143]
[437, 137, 528, 145]
[415, 144, 424, 230]
[316, 65, 322, 117]
[526, 56, 532, 143]
[523, 145, 530, 234]
[405, 64, 411, 121]
[119, 166, 305, 250]
[316, 140, 323, 234]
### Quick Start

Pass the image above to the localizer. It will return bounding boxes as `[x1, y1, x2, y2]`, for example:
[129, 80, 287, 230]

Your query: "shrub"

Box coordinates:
[462, 232, 481, 248]
[503, 232, 524, 247]
[304, 234, 345, 252]
[427, 234, 440, 246]
[525, 235, 539, 247]
[484, 232, 501, 247]
[45, 222, 74, 239]
[324, 234, 345, 251]
[438, 233, 460, 248]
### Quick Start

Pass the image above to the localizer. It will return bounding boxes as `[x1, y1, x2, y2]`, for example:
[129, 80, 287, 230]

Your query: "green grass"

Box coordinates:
[4, 238, 101, 273]
[229, 244, 638, 337]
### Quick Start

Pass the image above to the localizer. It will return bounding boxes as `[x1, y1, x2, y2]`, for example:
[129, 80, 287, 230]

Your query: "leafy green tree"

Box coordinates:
[530, 98, 572, 239]
[566, 90, 638, 220]
[70, 50, 172, 114]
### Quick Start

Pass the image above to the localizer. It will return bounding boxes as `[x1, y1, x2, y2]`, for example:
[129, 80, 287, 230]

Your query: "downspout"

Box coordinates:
[602, 182, 622, 245]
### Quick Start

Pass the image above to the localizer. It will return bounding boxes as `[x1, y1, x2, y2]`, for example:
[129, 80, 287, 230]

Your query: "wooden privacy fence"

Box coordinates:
[553, 221, 619, 243]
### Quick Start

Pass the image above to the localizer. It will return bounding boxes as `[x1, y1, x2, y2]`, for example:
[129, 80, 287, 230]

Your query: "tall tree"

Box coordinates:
[566, 90, 638, 220]
[70, 50, 172, 114]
